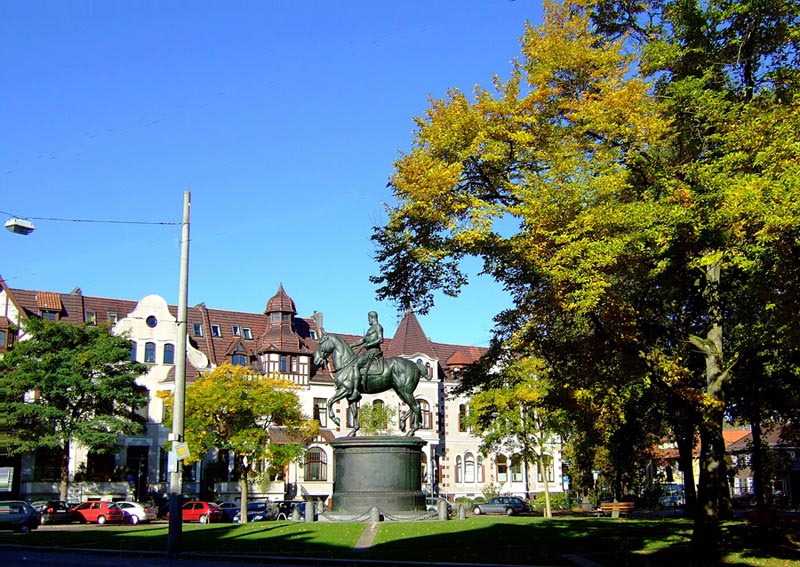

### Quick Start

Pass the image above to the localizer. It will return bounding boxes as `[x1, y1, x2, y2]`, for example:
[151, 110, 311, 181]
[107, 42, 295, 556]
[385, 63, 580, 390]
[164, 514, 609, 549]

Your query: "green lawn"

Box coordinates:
[1, 516, 798, 566]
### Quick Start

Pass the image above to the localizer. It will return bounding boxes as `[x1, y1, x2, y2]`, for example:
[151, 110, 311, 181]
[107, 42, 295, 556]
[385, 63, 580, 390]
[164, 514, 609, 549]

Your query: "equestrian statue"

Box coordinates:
[313, 311, 431, 437]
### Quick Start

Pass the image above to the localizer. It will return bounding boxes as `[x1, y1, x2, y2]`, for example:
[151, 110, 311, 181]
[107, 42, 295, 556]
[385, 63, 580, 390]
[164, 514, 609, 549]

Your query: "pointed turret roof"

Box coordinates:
[257, 284, 309, 355]
[264, 283, 296, 315]
[385, 309, 437, 359]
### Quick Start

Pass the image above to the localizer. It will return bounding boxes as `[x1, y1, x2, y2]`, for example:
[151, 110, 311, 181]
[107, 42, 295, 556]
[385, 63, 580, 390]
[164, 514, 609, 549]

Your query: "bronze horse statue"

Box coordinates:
[313, 330, 431, 436]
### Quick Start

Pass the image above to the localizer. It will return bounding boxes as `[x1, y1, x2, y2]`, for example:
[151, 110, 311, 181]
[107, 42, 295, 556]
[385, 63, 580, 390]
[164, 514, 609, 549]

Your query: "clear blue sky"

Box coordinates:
[1, 1, 541, 346]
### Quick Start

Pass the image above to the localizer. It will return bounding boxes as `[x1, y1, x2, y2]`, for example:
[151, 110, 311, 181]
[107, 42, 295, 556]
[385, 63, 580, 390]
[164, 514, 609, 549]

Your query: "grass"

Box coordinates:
[1, 516, 798, 566]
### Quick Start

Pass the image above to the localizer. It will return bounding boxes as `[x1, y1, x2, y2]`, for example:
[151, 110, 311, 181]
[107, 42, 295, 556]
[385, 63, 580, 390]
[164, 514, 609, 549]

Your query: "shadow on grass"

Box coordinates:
[1, 517, 798, 567]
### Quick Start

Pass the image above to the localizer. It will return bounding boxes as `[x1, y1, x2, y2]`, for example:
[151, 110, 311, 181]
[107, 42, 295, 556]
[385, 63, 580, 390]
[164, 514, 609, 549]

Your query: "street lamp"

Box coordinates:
[4, 217, 35, 235]
[168, 191, 191, 559]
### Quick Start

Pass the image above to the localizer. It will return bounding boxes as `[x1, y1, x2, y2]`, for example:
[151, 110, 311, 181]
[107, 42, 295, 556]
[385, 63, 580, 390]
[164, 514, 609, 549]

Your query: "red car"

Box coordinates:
[171, 500, 224, 524]
[70, 501, 129, 524]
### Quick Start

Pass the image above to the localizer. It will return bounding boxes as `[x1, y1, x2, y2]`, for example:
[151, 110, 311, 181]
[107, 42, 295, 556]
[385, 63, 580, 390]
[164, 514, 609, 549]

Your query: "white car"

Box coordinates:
[116, 501, 157, 525]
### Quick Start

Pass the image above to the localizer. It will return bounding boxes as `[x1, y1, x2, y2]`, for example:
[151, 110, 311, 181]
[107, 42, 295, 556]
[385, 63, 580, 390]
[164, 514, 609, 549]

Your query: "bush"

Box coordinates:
[531, 491, 571, 512]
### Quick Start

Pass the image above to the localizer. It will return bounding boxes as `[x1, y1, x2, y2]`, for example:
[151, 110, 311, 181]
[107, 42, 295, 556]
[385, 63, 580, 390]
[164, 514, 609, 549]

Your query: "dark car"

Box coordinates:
[472, 496, 528, 516]
[0, 501, 40, 533]
[233, 501, 277, 523]
[31, 500, 74, 525]
[216, 501, 239, 523]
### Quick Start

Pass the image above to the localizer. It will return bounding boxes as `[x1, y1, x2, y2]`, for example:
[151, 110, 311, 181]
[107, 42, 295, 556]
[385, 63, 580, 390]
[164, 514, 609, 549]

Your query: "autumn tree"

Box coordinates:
[165, 363, 317, 523]
[0, 318, 148, 501]
[372, 0, 800, 553]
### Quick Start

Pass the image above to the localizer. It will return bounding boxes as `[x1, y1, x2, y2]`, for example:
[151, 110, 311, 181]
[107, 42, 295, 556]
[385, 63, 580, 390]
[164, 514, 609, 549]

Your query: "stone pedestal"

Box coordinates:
[331, 436, 426, 514]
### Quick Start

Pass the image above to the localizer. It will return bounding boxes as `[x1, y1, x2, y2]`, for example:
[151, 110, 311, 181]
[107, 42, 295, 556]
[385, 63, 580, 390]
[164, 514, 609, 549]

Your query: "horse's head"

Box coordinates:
[313, 332, 333, 368]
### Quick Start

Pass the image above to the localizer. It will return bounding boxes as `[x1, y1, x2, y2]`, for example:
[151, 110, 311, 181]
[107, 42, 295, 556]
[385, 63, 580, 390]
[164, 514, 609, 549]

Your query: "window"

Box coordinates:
[232, 325, 241, 336]
[496, 455, 508, 483]
[211, 324, 221, 337]
[146, 315, 158, 328]
[511, 454, 523, 482]
[159, 448, 168, 482]
[478, 456, 485, 483]
[309, 330, 317, 340]
[537, 455, 554, 483]
[192, 323, 203, 337]
[418, 399, 431, 429]
[85, 311, 97, 325]
[232, 353, 248, 366]
[242, 327, 252, 340]
[458, 404, 468, 432]
[163, 344, 175, 365]
[373, 399, 388, 429]
[0, 330, 6, 349]
[130, 342, 137, 361]
[145, 342, 156, 363]
[313, 398, 327, 427]
[304, 448, 327, 481]
[41, 310, 57, 320]
[280, 356, 287, 372]
[465, 453, 476, 483]
[290, 356, 298, 372]
[34, 447, 63, 481]
[346, 404, 357, 428]
[107, 312, 118, 323]
[455, 455, 463, 483]
[271, 313, 280, 323]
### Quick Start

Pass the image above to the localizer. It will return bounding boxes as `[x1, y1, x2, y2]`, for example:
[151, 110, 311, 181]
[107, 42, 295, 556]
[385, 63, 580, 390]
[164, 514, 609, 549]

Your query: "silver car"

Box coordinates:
[472, 496, 528, 516]
[0, 501, 40, 533]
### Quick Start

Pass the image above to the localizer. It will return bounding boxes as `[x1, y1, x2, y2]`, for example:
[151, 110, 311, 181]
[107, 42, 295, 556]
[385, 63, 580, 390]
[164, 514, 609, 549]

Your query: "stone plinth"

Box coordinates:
[331, 436, 426, 514]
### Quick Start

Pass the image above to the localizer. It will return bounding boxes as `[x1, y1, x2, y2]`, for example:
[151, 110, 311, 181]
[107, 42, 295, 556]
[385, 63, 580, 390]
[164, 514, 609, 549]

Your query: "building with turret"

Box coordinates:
[0, 278, 563, 506]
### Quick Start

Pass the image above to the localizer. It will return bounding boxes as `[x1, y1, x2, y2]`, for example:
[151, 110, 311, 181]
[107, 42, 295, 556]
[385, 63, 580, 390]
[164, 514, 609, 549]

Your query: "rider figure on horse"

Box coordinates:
[349, 311, 384, 401]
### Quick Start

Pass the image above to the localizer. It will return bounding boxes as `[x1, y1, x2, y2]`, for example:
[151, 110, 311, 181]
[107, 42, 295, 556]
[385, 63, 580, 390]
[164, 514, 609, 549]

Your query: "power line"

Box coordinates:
[0, 209, 179, 226]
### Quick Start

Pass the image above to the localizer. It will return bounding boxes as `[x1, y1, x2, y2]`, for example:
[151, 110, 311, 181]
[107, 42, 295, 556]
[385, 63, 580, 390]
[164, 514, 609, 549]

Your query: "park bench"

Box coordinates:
[596, 501, 635, 518]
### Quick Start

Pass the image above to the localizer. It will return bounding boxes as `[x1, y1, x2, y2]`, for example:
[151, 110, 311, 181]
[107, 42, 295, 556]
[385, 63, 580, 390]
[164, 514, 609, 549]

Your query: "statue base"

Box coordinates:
[330, 436, 426, 514]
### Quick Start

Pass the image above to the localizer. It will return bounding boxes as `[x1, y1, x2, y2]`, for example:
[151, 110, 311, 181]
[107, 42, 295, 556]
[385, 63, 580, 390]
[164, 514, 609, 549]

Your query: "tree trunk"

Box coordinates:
[676, 425, 697, 514]
[59, 440, 70, 502]
[539, 456, 552, 518]
[238, 460, 250, 524]
[689, 261, 729, 556]
[750, 418, 766, 515]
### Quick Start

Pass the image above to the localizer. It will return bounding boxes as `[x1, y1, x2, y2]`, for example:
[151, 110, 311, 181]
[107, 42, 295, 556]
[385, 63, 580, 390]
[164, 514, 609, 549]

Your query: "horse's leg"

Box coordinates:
[327, 387, 349, 427]
[347, 403, 360, 437]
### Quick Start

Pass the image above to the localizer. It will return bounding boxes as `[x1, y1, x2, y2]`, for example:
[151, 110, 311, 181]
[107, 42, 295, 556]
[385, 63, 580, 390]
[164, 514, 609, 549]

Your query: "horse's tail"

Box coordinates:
[416, 360, 432, 381]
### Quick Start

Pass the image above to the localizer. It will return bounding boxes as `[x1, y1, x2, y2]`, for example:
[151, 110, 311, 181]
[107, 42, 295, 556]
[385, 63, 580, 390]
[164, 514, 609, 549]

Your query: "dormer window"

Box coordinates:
[242, 327, 252, 340]
[232, 325, 241, 336]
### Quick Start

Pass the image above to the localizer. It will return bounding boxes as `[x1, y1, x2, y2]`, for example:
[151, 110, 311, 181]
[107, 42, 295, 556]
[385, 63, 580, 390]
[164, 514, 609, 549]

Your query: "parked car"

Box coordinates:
[0, 501, 40, 533]
[116, 501, 157, 524]
[233, 501, 277, 523]
[472, 496, 529, 516]
[216, 501, 239, 523]
[168, 500, 224, 524]
[70, 501, 129, 524]
[274, 500, 307, 520]
[31, 500, 74, 525]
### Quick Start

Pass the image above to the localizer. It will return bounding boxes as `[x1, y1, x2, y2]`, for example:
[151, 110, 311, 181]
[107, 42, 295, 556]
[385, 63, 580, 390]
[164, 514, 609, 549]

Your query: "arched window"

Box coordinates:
[464, 453, 476, 483]
[304, 447, 327, 481]
[455, 455, 463, 483]
[496, 455, 508, 483]
[511, 454, 523, 482]
[477, 455, 485, 483]
[144, 342, 156, 363]
[418, 399, 431, 429]
[163, 343, 175, 365]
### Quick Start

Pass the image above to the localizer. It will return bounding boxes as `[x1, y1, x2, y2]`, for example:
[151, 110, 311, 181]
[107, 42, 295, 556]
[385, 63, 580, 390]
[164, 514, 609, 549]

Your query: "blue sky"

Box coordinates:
[1, 1, 541, 346]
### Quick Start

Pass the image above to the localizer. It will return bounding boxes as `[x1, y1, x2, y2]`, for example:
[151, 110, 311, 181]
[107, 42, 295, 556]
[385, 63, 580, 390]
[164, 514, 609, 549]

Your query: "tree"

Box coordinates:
[0, 317, 148, 501]
[462, 357, 564, 518]
[371, 0, 800, 553]
[165, 364, 318, 523]
[357, 401, 397, 436]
